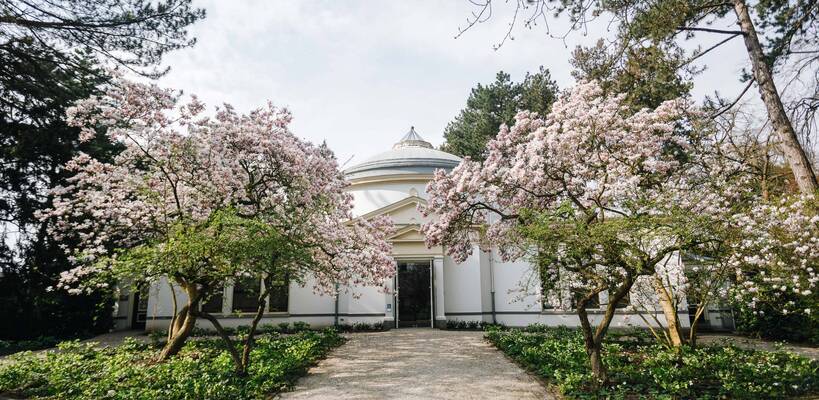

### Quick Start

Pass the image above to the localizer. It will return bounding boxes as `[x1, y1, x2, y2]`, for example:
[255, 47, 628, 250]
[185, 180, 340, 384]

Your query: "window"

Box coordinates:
[267, 276, 289, 313]
[572, 292, 600, 309]
[232, 276, 261, 313]
[614, 293, 630, 309]
[201, 287, 224, 314]
[231, 275, 289, 313]
[539, 258, 556, 310]
[587, 293, 600, 309]
[542, 298, 555, 310]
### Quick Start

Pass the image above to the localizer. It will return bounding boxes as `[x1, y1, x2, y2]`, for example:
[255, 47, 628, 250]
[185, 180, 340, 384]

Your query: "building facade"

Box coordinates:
[114, 128, 732, 332]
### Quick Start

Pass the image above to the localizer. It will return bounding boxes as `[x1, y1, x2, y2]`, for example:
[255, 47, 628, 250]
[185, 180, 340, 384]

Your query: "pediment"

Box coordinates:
[354, 196, 433, 226]
[353, 196, 442, 255]
[389, 225, 425, 242]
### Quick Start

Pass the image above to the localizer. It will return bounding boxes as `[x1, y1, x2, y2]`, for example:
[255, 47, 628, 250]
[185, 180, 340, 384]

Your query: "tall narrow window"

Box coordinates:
[539, 256, 555, 310]
[587, 293, 600, 309]
[232, 276, 261, 313]
[201, 287, 224, 314]
[268, 276, 289, 313]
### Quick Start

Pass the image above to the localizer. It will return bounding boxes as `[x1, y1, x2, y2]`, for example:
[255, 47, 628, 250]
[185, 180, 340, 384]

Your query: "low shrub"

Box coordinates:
[486, 327, 819, 399]
[445, 320, 504, 330]
[335, 322, 385, 332]
[0, 329, 344, 399]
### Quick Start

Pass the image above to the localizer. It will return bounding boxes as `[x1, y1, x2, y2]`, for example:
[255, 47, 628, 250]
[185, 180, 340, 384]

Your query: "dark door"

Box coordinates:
[131, 286, 148, 330]
[397, 261, 431, 327]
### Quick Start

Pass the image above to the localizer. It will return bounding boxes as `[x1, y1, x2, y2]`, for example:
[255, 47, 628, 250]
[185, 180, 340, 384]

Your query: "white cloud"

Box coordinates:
[158, 0, 753, 166]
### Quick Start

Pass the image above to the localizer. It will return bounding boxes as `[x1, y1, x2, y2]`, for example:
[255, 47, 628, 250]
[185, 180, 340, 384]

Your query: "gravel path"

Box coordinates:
[279, 328, 552, 400]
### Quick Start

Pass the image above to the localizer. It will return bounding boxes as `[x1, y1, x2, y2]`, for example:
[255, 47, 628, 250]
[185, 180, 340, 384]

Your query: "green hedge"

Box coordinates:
[0, 329, 344, 399]
[486, 327, 819, 399]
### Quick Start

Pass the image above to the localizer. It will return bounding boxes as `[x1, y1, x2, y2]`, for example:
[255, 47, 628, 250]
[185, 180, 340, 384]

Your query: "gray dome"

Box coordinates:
[345, 127, 462, 181]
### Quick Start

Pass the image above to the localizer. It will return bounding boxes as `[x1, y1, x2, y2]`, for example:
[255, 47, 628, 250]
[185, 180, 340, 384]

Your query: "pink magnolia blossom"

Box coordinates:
[422, 81, 733, 265]
[422, 80, 814, 323]
[728, 195, 819, 315]
[38, 78, 396, 295]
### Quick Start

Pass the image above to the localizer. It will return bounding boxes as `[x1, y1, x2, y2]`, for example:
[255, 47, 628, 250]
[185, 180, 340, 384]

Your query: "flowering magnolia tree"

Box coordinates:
[729, 195, 819, 332]
[38, 79, 395, 368]
[421, 82, 739, 381]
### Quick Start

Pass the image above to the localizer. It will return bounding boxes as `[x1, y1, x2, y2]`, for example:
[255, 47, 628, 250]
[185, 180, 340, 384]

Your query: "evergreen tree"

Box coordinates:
[571, 42, 694, 110]
[0, 0, 203, 339]
[442, 67, 558, 160]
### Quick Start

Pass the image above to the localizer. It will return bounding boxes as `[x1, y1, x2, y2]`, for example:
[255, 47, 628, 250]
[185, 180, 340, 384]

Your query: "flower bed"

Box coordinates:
[0, 329, 344, 399]
[486, 326, 819, 399]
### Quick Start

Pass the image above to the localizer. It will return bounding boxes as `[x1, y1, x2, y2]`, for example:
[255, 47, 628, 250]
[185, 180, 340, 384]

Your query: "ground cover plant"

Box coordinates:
[486, 326, 819, 399]
[146, 321, 387, 342]
[148, 322, 316, 342]
[0, 329, 343, 400]
[0, 337, 64, 357]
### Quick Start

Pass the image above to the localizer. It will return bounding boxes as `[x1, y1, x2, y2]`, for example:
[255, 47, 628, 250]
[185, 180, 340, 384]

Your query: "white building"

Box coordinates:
[115, 129, 723, 332]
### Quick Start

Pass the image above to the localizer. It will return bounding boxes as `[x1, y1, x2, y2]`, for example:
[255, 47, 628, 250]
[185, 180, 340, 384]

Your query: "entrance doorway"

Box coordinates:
[396, 260, 433, 328]
[131, 286, 148, 330]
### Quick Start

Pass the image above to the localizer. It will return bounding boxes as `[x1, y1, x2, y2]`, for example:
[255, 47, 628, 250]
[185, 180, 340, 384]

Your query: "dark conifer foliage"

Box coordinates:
[0, 0, 203, 339]
[441, 67, 558, 161]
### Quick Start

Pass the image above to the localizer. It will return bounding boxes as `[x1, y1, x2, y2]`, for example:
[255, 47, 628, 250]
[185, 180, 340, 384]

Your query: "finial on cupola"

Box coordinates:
[394, 126, 432, 149]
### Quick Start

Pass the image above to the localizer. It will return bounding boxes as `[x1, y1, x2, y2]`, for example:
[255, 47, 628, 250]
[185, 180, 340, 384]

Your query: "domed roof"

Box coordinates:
[345, 127, 462, 181]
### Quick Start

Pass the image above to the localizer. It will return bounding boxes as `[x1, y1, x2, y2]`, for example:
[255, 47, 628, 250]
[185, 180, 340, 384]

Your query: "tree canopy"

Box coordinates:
[0, 0, 204, 79]
[40, 78, 396, 366]
[0, 0, 203, 340]
[458, 0, 819, 193]
[571, 41, 694, 111]
[441, 67, 558, 161]
[423, 82, 747, 381]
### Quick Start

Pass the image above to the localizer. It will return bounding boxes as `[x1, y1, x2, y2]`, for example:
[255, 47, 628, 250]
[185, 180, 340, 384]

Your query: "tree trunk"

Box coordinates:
[167, 281, 179, 343]
[241, 276, 271, 374]
[688, 302, 709, 348]
[574, 277, 634, 385]
[157, 284, 200, 361]
[158, 304, 196, 360]
[194, 310, 244, 373]
[589, 344, 605, 379]
[732, 0, 818, 194]
[576, 300, 608, 384]
[652, 275, 684, 348]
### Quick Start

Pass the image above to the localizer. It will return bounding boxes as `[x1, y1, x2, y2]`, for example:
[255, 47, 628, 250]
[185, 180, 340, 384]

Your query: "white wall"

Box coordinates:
[444, 249, 691, 329]
[145, 274, 340, 331]
[140, 244, 691, 332]
[348, 180, 428, 216]
[442, 246, 484, 322]
[134, 177, 691, 332]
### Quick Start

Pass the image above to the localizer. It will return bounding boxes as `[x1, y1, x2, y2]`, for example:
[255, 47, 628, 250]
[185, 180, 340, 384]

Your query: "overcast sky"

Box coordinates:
[158, 1, 753, 167]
